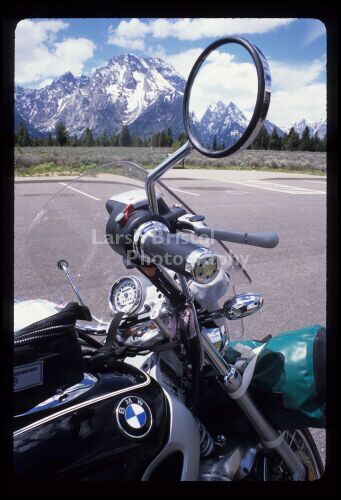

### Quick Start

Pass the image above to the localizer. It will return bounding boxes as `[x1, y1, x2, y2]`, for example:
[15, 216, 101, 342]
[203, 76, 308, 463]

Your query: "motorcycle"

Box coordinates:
[14, 37, 325, 481]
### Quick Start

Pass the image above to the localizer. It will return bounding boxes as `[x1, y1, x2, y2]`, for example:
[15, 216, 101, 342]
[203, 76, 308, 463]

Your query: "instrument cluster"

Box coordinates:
[108, 275, 173, 349]
[108, 274, 166, 316]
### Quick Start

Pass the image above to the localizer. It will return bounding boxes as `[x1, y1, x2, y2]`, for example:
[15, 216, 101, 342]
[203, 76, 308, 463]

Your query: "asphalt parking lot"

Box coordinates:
[14, 169, 326, 465]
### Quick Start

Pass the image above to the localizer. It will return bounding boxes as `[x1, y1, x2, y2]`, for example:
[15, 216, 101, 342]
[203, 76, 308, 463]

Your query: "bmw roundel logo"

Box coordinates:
[115, 396, 153, 439]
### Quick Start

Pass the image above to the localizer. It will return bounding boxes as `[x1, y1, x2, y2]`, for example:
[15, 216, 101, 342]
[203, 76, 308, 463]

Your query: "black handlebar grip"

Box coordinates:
[195, 227, 279, 248]
[142, 231, 220, 283]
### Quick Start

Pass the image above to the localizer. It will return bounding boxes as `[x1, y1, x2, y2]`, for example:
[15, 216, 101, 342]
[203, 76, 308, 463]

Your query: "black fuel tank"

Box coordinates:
[13, 363, 169, 480]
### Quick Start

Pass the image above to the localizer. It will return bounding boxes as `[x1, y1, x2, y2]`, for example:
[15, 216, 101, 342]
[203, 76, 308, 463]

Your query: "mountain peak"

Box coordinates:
[58, 71, 76, 82]
[286, 118, 326, 139]
[15, 53, 186, 138]
[14, 53, 315, 141]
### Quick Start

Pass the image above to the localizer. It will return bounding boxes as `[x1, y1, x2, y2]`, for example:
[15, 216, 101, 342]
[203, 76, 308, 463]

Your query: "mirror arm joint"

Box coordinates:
[146, 141, 194, 213]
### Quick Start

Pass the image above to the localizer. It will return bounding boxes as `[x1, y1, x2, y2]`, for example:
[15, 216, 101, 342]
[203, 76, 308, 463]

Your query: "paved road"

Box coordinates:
[14, 169, 326, 465]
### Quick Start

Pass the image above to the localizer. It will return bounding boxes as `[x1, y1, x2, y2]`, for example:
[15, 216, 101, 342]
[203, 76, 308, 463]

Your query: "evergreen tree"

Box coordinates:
[159, 130, 169, 147]
[286, 127, 300, 151]
[151, 132, 160, 148]
[166, 128, 173, 147]
[101, 132, 110, 146]
[268, 128, 282, 150]
[111, 133, 119, 146]
[16, 121, 31, 146]
[47, 132, 54, 146]
[315, 134, 326, 152]
[131, 134, 142, 147]
[281, 133, 288, 150]
[80, 127, 95, 146]
[299, 126, 312, 151]
[31, 136, 40, 147]
[119, 125, 132, 146]
[69, 134, 79, 147]
[252, 126, 269, 150]
[176, 132, 188, 146]
[55, 121, 69, 146]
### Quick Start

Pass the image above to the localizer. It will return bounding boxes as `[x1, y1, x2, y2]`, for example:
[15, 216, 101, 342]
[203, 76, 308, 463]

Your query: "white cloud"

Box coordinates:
[161, 48, 204, 79]
[265, 57, 326, 127]
[108, 18, 150, 50]
[267, 83, 326, 128]
[169, 48, 258, 120]
[15, 19, 96, 85]
[302, 20, 326, 47]
[268, 57, 326, 91]
[150, 18, 296, 40]
[159, 47, 326, 128]
[107, 18, 296, 48]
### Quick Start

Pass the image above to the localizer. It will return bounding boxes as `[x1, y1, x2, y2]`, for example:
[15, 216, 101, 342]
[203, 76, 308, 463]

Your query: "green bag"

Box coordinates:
[224, 324, 326, 429]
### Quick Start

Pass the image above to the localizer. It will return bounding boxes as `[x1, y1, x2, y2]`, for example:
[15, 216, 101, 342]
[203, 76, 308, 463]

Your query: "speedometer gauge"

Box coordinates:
[108, 276, 143, 315]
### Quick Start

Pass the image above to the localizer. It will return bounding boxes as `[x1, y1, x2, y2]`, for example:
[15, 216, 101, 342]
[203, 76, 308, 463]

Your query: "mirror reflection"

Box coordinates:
[188, 43, 259, 152]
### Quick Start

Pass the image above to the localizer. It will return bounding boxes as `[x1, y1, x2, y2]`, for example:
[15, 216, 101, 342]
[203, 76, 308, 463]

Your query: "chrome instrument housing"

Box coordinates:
[223, 293, 264, 320]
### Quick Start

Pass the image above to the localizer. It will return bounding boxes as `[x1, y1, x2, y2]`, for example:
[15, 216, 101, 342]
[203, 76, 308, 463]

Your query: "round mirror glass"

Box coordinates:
[184, 37, 271, 158]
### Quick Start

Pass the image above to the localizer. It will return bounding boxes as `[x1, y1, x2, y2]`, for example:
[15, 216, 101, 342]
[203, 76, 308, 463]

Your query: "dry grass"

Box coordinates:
[15, 146, 326, 175]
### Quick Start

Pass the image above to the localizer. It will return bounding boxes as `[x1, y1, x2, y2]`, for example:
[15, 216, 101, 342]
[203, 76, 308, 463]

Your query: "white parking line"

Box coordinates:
[221, 179, 326, 195]
[59, 182, 101, 201]
[172, 187, 200, 197]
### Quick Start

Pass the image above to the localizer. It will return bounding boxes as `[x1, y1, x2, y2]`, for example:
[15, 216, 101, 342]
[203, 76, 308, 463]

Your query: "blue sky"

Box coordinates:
[15, 18, 326, 129]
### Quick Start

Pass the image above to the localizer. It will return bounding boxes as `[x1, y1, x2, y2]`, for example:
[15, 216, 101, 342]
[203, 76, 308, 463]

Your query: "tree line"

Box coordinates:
[249, 125, 326, 152]
[15, 121, 326, 152]
[15, 121, 186, 149]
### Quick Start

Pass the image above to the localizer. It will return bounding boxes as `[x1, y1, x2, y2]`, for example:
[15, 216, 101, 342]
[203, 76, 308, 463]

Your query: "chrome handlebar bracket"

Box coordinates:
[145, 141, 193, 213]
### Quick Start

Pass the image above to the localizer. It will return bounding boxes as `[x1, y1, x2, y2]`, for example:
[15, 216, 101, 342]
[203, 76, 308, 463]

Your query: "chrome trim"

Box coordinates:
[146, 141, 194, 213]
[223, 293, 263, 320]
[14, 373, 98, 417]
[108, 275, 144, 315]
[185, 248, 220, 284]
[182, 37, 271, 159]
[133, 221, 169, 264]
[13, 372, 151, 437]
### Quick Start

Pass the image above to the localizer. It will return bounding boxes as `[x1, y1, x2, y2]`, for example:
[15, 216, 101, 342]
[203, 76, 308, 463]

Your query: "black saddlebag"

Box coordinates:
[14, 302, 89, 415]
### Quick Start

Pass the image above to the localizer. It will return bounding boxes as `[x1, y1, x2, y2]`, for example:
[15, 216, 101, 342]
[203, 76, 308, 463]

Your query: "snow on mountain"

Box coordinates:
[15, 54, 186, 139]
[264, 119, 285, 137]
[15, 52, 325, 143]
[286, 118, 326, 139]
[311, 118, 326, 139]
[196, 101, 248, 149]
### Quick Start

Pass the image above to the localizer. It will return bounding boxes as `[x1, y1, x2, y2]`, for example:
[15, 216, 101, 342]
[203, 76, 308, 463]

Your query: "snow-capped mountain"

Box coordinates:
[15, 54, 186, 139]
[193, 101, 248, 149]
[190, 101, 287, 149]
[264, 119, 285, 137]
[286, 118, 326, 139]
[15, 52, 325, 142]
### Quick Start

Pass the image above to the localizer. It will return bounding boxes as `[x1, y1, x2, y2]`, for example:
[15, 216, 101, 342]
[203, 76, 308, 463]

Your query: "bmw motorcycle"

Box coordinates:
[14, 37, 325, 481]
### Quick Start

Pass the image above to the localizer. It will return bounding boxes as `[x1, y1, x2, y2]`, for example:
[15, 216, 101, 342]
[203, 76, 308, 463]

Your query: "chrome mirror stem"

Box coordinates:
[146, 141, 193, 213]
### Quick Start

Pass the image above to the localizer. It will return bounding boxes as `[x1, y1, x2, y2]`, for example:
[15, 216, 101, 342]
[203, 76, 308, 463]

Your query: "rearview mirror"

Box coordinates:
[146, 37, 271, 212]
[183, 37, 271, 158]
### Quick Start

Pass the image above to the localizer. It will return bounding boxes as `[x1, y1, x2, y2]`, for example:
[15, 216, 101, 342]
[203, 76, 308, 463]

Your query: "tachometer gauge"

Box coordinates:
[108, 276, 143, 315]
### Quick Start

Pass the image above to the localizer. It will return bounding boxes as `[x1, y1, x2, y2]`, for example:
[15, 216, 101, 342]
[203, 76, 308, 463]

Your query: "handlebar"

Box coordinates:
[134, 219, 278, 284]
[190, 226, 279, 248]
[141, 229, 220, 283]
